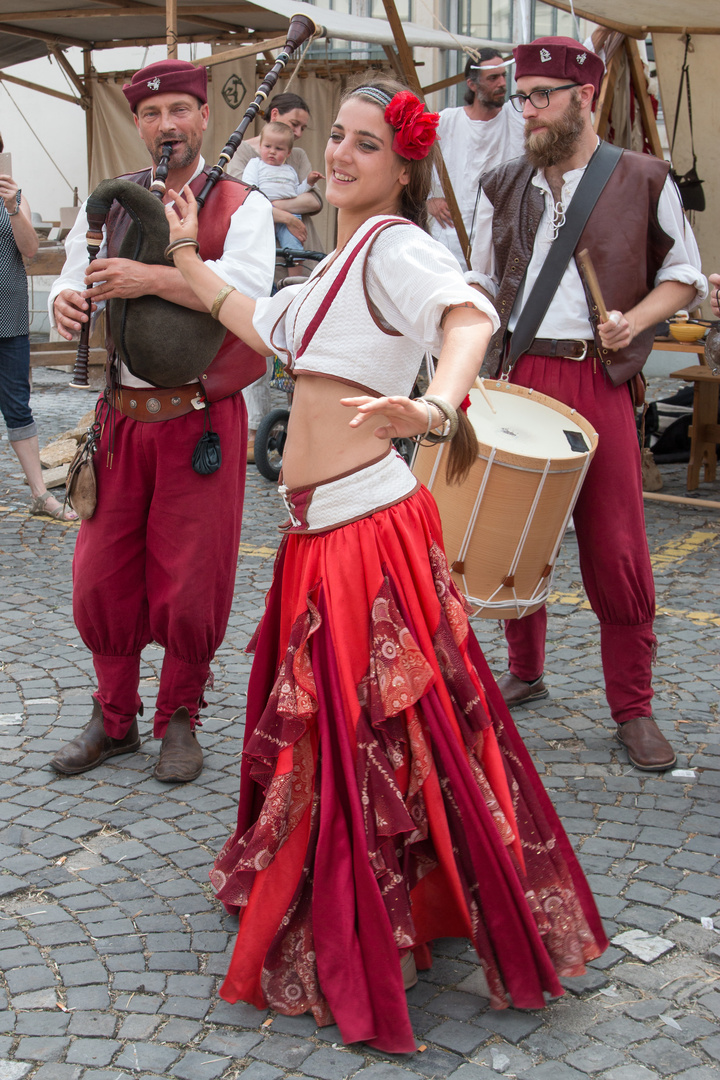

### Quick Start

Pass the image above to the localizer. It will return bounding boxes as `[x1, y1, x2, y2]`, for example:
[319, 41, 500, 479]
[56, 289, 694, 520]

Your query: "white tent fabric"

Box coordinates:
[243, 0, 508, 52]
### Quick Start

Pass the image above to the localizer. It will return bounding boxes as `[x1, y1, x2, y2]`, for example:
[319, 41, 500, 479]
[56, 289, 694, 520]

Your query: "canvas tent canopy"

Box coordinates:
[543, 1, 720, 314]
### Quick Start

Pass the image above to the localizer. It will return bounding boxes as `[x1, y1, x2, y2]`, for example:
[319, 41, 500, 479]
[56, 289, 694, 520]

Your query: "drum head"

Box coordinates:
[468, 381, 598, 468]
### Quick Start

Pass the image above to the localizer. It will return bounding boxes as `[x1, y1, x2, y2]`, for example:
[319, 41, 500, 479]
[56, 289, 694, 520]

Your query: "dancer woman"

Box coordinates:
[164, 77, 607, 1054]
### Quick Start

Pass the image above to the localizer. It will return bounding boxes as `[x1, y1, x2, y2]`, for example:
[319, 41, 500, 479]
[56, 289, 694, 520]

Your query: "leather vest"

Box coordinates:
[481, 150, 673, 386]
[105, 167, 266, 401]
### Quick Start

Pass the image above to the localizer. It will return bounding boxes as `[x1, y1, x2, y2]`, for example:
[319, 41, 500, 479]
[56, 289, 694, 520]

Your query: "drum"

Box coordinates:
[413, 380, 598, 620]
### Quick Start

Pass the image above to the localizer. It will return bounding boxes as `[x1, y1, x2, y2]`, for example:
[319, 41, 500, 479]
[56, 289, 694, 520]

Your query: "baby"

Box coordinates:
[242, 121, 323, 254]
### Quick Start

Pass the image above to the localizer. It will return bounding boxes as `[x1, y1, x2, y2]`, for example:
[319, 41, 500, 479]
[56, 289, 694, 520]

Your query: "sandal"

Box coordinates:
[30, 491, 78, 522]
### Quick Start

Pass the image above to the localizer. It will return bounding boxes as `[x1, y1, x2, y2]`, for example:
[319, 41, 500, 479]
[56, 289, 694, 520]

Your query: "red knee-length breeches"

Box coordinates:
[73, 393, 247, 738]
[504, 355, 656, 725]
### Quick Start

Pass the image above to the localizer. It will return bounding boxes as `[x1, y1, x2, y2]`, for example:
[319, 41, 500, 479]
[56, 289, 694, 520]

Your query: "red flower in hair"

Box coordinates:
[384, 90, 439, 161]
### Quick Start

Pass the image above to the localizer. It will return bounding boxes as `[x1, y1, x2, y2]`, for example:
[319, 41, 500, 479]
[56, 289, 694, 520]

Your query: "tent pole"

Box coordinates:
[378, 0, 471, 268]
[166, 0, 178, 58]
[624, 36, 664, 159]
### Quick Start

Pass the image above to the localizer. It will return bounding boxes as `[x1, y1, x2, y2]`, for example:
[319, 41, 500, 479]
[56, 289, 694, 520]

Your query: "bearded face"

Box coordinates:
[524, 88, 584, 169]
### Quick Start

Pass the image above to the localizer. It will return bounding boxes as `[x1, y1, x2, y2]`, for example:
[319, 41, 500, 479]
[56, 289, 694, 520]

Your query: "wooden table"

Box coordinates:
[669, 365, 720, 490]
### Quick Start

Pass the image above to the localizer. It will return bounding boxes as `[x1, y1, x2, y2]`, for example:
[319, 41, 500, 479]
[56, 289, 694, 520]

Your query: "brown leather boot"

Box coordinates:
[496, 671, 549, 709]
[50, 698, 141, 775]
[616, 716, 677, 771]
[154, 707, 203, 783]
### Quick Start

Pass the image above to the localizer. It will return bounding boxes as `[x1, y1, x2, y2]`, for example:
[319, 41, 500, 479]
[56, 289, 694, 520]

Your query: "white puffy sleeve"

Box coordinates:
[365, 224, 500, 354]
[252, 282, 306, 355]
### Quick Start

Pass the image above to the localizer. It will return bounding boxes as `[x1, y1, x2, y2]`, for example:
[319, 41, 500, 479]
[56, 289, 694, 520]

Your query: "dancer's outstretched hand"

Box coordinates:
[341, 395, 432, 441]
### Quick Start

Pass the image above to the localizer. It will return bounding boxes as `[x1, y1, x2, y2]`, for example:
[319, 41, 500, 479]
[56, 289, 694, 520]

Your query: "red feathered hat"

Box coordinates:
[123, 59, 208, 112]
[513, 36, 604, 97]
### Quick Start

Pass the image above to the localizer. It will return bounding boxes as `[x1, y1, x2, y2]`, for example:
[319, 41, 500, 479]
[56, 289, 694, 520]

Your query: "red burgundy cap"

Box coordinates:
[123, 59, 208, 112]
[513, 37, 604, 97]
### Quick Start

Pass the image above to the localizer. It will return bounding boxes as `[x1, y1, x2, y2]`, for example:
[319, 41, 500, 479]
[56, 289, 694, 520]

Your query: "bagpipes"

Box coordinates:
[69, 11, 319, 391]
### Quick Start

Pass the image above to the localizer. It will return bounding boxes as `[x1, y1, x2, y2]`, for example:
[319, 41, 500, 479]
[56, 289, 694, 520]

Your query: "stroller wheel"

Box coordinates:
[255, 408, 290, 482]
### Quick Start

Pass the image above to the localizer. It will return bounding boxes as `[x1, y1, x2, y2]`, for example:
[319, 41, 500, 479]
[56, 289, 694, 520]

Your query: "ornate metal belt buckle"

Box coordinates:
[562, 339, 588, 361]
[146, 397, 161, 414]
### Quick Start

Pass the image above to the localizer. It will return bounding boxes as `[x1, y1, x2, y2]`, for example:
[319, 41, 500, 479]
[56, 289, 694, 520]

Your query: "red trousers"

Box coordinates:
[73, 393, 246, 739]
[504, 355, 656, 725]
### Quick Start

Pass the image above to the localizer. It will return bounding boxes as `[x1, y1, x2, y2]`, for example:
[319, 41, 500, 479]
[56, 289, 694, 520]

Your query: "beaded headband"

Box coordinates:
[348, 86, 439, 161]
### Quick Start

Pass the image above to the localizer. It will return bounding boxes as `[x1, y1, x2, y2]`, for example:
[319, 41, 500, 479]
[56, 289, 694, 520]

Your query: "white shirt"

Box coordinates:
[48, 157, 276, 388]
[242, 158, 310, 202]
[468, 163, 708, 340]
[430, 102, 525, 268]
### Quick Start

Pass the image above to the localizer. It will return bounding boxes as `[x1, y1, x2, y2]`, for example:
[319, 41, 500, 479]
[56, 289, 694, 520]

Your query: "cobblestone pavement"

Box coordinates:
[0, 368, 718, 1080]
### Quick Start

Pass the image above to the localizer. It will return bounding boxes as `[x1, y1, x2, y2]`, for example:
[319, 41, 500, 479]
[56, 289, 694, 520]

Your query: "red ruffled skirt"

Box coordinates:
[211, 486, 607, 1052]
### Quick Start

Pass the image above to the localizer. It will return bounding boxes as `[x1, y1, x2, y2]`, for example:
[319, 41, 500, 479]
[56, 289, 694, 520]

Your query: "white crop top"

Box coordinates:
[252, 215, 499, 398]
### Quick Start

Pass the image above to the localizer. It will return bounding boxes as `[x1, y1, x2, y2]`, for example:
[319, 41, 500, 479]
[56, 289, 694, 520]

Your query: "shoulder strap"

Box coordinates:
[295, 217, 402, 360]
[507, 140, 623, 368]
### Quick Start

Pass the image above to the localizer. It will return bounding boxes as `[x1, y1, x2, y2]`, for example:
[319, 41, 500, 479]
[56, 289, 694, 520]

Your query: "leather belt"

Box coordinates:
[527, 337, 599, 360]
[109, 384, 206, 423]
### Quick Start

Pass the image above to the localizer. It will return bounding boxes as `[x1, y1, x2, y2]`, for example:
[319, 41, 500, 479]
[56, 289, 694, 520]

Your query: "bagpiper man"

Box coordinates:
[48, 59, 275, 783]
[469, 36, 707, 771]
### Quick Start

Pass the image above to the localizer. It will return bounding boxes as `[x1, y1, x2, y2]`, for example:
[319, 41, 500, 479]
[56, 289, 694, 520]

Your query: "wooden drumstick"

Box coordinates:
[578, 248, 620, 325]
[474, 377, 497, 414]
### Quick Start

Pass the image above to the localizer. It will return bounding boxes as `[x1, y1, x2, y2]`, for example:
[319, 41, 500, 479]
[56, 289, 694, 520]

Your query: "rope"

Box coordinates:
[0, 81, 76, 195]
[284, 36, 312, 93]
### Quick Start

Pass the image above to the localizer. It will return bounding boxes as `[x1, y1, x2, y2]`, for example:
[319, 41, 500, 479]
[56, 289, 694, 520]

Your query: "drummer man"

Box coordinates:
[469, 37, 706, 770]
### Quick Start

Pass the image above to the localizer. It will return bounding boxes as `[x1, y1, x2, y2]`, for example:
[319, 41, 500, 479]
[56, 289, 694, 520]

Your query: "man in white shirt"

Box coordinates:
[428, 49, 525, 268]
[48, 59, 275, 784]
[469, 37, 707, 771]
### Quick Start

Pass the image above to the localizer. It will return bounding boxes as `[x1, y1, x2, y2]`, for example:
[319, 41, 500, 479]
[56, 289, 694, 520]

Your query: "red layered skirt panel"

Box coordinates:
[211, 487, 607, 1052]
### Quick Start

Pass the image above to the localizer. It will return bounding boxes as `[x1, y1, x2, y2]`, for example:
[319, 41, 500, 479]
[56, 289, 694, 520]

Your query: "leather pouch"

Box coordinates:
[66, 429, 99, 520]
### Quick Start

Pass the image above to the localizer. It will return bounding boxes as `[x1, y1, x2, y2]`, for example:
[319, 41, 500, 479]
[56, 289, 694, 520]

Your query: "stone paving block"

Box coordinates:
[10, 989, 58, 1011]
[65, 1037, 120, 1066]
[58, 960, 108, 986]
[594, 1017, 653, 1046]
[114, 1041, 182, 1072]
[477, 1008, 543, 1043]
[116, 1013, 163, 1040]
[171, 1049, 236, 1079]
[673, 1070, 720, 1080]
[516, 1064, 586, 1080]
[601, 1068, 661, 1080]
[560, 970, 609, 994]
[270, 1014, 319, 1037]
[564, 1043, 625, 1073]
[354, 1067, 424, 1080]
[0, 1064, 32, 1080]
[234, 1064, 284, 1080]
[5, 967, 56, 994]
[298, 1047, 366, 1080]
[165, 973, 215, 997]
[67, 1010, 117, 1037]
[424, 1020, 489, 1055]
[14, 1035, 70, 1061]
[424, 991, 485, 1021]
[631, 1039, 704, 1075]
[147, 950, 199, 971]
[447, 1065, 497, 1080]
[159, 995, 211, 1019]
[29, 1067, 82, 1080]
[159, 1018, 203, 1042]
[206, 999, 268, 1027]
[200, 1030, 264, 1057]
[15, 1011, 69, 1036]
[116, 992, 162, 1014]
[251, 1035, 316, 1069]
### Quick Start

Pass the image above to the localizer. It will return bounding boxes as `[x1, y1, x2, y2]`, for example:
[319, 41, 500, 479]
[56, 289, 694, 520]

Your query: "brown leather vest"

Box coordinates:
[480, 150, 673, 386]
[105, 167, 266, 401]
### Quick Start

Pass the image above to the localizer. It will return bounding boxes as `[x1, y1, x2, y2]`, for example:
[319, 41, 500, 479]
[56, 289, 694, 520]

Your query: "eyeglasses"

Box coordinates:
[508, 84, 577, 113]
